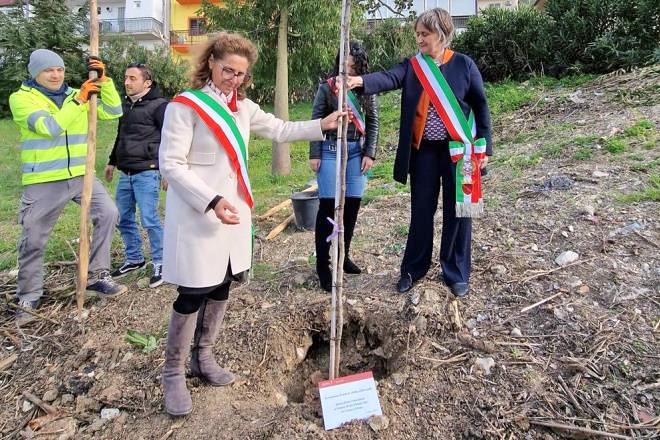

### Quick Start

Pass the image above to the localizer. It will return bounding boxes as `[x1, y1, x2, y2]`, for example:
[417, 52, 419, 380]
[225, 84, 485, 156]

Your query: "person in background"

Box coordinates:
[309, 41, 379, 292]
[105, 63, 168, 288]
[345, 8, 493, 298]
[9, 49, 126, 324]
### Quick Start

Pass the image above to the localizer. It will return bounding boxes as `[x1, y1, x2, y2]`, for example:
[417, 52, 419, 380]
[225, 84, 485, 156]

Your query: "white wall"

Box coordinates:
[67, 0, 164, 22]
[368, 0, 477, 19]
[130, 0, 164, 22]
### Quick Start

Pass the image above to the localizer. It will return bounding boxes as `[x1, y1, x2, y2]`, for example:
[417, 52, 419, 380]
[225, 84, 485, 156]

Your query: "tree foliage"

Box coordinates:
[201, 0, 370, 102]
[452, 7, 553, 81]
[453, 0, 660, 81]
[546, 0, 660, 73]
[100, 37, 190, 99]
[357, 17, 417, 72]
[0, 0, 88, 116]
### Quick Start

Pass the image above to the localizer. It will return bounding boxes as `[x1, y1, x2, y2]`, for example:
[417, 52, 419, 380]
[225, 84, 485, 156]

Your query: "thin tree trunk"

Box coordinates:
[76, 0, 99, 314]
[271, 5, 290, 176]
[329, 0, 350, 381]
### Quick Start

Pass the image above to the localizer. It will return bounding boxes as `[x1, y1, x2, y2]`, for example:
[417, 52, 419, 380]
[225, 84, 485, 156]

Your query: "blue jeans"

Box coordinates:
[317, 140, 367, 198]
[116, 170, 163, 265]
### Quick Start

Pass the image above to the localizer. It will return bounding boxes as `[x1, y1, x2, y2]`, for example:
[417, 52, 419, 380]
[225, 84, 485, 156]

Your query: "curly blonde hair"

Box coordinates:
[190, 32, 258, 99]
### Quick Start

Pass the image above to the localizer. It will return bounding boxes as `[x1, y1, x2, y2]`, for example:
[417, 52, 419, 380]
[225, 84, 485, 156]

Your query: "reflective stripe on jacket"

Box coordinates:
[9, 78, 122, 185]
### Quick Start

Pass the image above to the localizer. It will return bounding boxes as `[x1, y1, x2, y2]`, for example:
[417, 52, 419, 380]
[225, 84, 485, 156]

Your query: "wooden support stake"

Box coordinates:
[76, 0, 99, 315]
[329, 0, 351, 380]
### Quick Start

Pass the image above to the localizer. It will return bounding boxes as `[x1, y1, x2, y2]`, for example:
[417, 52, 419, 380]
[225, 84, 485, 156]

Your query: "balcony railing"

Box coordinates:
[452, 16, 470, 29]
[98, 18, 164, 36]
[170, 30, 210, 47]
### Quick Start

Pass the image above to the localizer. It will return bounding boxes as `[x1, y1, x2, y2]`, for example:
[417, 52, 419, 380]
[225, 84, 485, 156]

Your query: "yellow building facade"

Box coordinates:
[171, 0, 222, 59]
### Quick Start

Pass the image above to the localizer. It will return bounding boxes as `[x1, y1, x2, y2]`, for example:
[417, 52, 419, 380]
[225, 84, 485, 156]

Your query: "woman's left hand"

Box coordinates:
[361, 156, 374, 174]
[480, 156, 489, 169]
[320, 110, 347, 131]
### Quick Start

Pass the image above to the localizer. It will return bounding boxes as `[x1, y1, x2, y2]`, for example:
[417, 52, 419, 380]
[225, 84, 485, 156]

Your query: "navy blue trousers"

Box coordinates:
[400, 139, 472, 286]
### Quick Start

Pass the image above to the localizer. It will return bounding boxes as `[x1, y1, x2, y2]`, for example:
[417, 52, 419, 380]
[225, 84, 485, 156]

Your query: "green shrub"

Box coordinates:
[546, 0, 660, 74]
[454, 0, 660, 81]
[452, 7, 554, 81]
[100, 37, 189, 98]
[359, 18, 418, 72]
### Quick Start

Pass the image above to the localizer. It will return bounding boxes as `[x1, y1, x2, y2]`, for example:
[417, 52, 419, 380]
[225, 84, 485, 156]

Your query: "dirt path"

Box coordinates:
[1, 68, 659, 439]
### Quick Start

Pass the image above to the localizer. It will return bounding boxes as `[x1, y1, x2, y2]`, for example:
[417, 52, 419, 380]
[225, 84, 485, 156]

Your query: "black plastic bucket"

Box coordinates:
[291, 191, 319, 231]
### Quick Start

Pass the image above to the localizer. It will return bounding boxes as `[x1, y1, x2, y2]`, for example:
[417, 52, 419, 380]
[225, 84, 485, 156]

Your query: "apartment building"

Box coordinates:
[170, 0, 222, 58]
[478, 0, 519, 10]
[366, 0, 479, 32]
[67, 0, 169, 48]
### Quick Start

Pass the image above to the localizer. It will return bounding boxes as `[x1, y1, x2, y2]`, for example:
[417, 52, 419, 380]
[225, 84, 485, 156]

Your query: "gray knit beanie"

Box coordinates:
[28, 49, 65, 78]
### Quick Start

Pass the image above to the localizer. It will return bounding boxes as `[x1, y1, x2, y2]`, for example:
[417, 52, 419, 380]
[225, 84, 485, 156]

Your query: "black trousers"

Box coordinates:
[172, 263, 235, 314]
[400, 139, 472, 286]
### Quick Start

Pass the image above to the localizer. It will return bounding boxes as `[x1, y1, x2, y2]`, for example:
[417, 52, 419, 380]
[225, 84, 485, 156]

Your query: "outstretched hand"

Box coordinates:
[320, 110, 347, 131]
[335, 76, 363, 91]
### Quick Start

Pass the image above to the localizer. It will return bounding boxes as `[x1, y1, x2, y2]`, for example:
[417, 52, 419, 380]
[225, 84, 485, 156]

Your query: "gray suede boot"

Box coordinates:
[162, 310, 197, 416]
[190, 299, 235, 386]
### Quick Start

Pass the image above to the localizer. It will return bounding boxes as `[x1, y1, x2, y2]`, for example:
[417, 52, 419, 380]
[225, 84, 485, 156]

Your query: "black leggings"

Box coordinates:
[173, 282, 230, 315]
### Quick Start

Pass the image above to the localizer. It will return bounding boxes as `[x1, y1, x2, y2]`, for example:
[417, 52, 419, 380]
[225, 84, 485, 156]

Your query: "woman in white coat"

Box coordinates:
[158, 32, 343, 417]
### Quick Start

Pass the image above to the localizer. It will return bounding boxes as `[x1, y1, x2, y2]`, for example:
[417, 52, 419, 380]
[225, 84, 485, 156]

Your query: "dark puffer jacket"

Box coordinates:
[109, 87, 168, 173]
[309, 81, 379, 160]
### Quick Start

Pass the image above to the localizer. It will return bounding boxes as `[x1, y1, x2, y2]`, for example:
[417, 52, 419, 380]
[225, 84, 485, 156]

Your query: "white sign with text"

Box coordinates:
[318, 371, 383, 430]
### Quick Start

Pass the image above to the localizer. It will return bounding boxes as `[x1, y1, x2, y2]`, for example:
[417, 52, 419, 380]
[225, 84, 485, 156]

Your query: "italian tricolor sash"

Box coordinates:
[326, 79, 365, 135]
[410, 52, 487, 218]
[173, 89, 254, 208]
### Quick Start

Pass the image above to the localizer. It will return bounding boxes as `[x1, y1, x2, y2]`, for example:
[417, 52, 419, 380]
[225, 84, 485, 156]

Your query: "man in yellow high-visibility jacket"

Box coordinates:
[9, 49, 127, 324]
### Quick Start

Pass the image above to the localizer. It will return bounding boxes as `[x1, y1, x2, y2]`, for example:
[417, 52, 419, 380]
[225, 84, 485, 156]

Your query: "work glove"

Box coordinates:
[76, 79, 101, 104]
[88, 56, 107, 81]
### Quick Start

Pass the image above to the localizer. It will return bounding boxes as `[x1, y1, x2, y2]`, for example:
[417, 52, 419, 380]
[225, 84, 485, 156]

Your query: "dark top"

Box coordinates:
[309, 81, 379, 160]
[361, 52, 492, 184]
[109, 86, 168, 173]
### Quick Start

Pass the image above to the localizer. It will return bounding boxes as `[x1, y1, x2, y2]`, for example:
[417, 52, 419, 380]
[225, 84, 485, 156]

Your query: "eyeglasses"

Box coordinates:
[216, 64, 252, 82]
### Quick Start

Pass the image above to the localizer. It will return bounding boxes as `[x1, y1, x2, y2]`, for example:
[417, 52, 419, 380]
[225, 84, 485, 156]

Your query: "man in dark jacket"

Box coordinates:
[105, 63, 168, 288]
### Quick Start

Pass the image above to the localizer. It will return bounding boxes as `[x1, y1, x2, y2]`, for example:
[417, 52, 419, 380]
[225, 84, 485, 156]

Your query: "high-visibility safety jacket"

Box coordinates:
[9, 79, 123, 185]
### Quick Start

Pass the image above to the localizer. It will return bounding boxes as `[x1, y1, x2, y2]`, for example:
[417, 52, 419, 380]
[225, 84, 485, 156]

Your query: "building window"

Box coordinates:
[189, 18, 206, 36]
[488, 3, 501, 8]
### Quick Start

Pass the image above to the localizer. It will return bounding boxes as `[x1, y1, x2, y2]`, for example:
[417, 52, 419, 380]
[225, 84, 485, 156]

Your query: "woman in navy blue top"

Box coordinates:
[346, 8, 493, 297]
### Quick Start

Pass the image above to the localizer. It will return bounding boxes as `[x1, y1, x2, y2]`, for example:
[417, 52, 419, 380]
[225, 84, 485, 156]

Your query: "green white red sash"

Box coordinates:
[410, 52, 487, 218]
[326, 79, 365, 135]
[173, 89, 253, 208]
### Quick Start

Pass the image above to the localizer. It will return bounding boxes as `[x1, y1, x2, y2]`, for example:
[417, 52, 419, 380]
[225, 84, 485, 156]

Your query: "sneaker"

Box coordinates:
[14, 299, 40, 325]
[87, 271, 128, 297]
[149, 263, 163, 288]
[110, 260, 146, 278]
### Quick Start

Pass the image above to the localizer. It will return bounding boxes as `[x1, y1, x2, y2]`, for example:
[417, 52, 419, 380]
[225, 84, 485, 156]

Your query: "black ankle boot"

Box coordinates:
[343, 197, 362, 274]
[315, 198, 335, 292]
